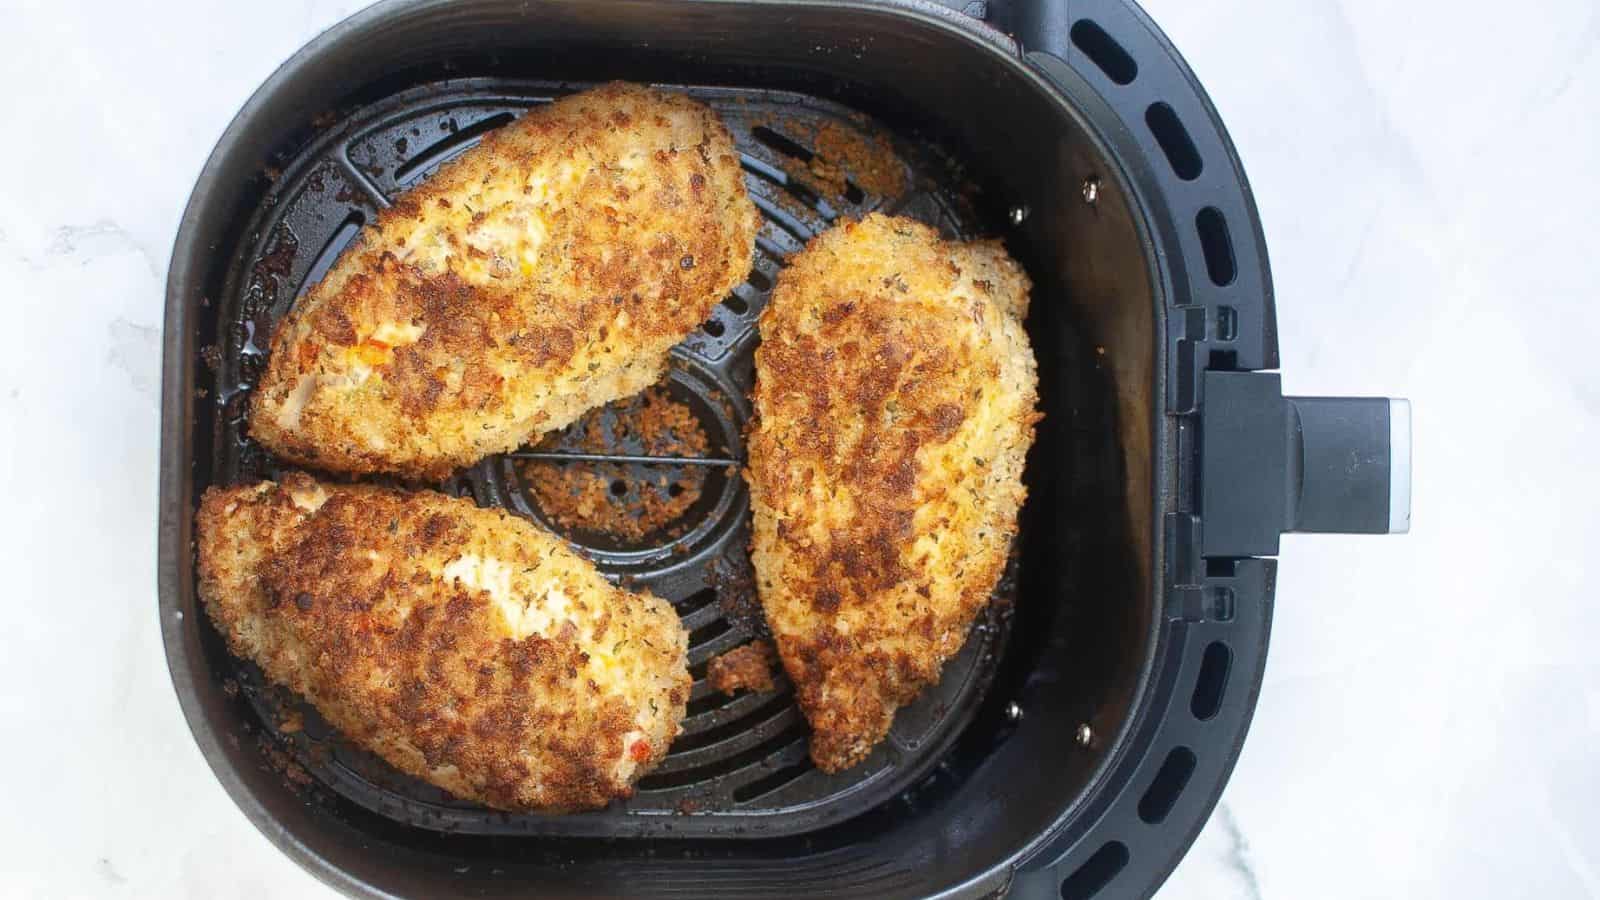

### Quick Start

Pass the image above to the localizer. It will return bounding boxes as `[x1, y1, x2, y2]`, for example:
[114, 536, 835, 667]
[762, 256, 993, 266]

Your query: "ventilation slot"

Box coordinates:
[638, 723, 808, 791]
[670, 695, 794, 754]
[733, 761, 812, 802]
[1059, 841, 1130, 900]
[1145, 103, 1202, 180]
[394, 112, 515, 183]
[751, 126, 814, 161]
[1207, 586, 1236, 622]
[747, 267, 774, 292]
[703, 319, 726, 338]
[687, 617, 732, 649]
[295, 211, 364, 301]
[674, 588, 719, 616]
[723, 295, 749, 315]
[783, 178, 827, 212]
[685, 688, 735, 719]
[1137, 746, 1197, 824]
[1070, 20, 1138, 85]
[756, 229, 805, 260]
[1191, 641, 1232, 720]
[1215, 305, 1238, 341]
[1196, 207, 1236, 286]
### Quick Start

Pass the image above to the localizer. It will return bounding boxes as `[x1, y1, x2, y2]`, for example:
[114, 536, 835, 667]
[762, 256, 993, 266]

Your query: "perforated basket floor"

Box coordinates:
[204, 78, 1014, 839]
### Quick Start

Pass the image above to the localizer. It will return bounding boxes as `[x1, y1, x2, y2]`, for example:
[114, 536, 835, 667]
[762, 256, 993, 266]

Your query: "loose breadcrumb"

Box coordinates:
[517, 385, 709, 542]
[706, 641, 777, 696]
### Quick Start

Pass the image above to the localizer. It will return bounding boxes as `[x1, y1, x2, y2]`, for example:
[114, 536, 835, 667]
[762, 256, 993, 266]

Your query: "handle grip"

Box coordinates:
[1201, 372, 1411, 557]
[1287, 396, 1410, 535]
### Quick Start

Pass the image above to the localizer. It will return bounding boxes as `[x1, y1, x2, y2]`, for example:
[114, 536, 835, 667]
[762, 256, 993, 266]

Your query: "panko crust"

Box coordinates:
[250, 82, 758, 480]
[196, 474, 690, 811]
[747, 214, 1039, 772]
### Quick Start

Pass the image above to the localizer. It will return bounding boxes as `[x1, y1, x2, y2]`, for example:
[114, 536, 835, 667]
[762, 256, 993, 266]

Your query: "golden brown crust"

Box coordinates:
[746, 214, 1038, 772]
[250, 83, 758, 480]
[706, 641, 777, 696]
[196, 475, 690, 811]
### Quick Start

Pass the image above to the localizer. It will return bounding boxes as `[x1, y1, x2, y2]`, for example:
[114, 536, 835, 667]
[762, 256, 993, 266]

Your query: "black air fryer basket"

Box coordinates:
[158, 1, 1412, 897]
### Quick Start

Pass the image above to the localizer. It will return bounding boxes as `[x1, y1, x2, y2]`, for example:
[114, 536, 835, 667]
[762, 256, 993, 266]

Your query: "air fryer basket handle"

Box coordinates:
[1201, 371, 1412, 557]
[1285, 395, 1411, 535]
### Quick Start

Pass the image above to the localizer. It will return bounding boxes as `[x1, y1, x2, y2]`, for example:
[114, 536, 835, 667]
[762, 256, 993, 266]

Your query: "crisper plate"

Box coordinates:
[203, 78, 1014, 838]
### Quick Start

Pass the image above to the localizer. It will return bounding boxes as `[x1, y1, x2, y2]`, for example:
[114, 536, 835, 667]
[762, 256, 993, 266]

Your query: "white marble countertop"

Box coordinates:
[2, 0, 1595, 897]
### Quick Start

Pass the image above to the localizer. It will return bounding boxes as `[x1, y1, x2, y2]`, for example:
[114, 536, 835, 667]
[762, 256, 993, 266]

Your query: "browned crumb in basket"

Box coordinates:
[758, 116, 907, 204]
[707, 640, 777, 696]
[708, 532, 767, 638]
[277, 709, 305, 734]
[810, 120, 907, 199]
[257, 732, 313, 788]
[516, 385, 710, 541]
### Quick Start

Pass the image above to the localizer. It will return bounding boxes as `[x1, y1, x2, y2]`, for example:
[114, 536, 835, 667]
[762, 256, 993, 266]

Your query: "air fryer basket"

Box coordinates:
[210, 79, 1017, 839]
[159, 1, 1409, 898]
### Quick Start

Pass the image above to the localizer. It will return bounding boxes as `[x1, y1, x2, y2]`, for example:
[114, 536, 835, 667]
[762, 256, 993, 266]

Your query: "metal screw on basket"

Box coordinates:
[1075, 723, 1094, 747]
[1081, 176, 1100, 205]
[1008, 205, 1029, 226]
[1003, 701, 1024, 722]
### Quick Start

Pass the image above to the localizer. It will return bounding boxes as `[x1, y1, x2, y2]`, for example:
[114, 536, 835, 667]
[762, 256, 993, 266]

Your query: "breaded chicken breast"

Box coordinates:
[747, 214, 1038, 772]
[196, 474, 690, 811]
[250, 83, 758, 480]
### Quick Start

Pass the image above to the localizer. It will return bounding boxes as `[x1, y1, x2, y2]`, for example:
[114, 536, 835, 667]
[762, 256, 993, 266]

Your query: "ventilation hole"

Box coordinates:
[609, 480, 628, 497]
[640, 724, 808, 790]
[1215, 305, 1238, 342]
[297, 210, 364, 298]
[783, 178, 825, 210]
[685, 689, 734, 719]
[703, 319, 726, 338]
[1196, 207, 1237, 286]
[393, 112, 516, 183]
[722, 295, 749, 315]
[747, 268, 774, 292]
[1191, 641, 1232, 720]
[755, 232, 800, 261]
[1207, 586, 1236, 622]
[687, 618, 732, 648]
[1059, 841, 1130, 900]
[733, 760, 813, 802]
[675, 588, 719, 615]
[1204, 557, 1236, 578]
[843, 181, 866, 205]
[751, 126, 814, 162]
[1145, 103, 1202, 180]
[1137, 746, 1197, 824]
[669, 696, 794, 753]
[1070, 20, 1138, 85]
[1208, 349, 1237, 370]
